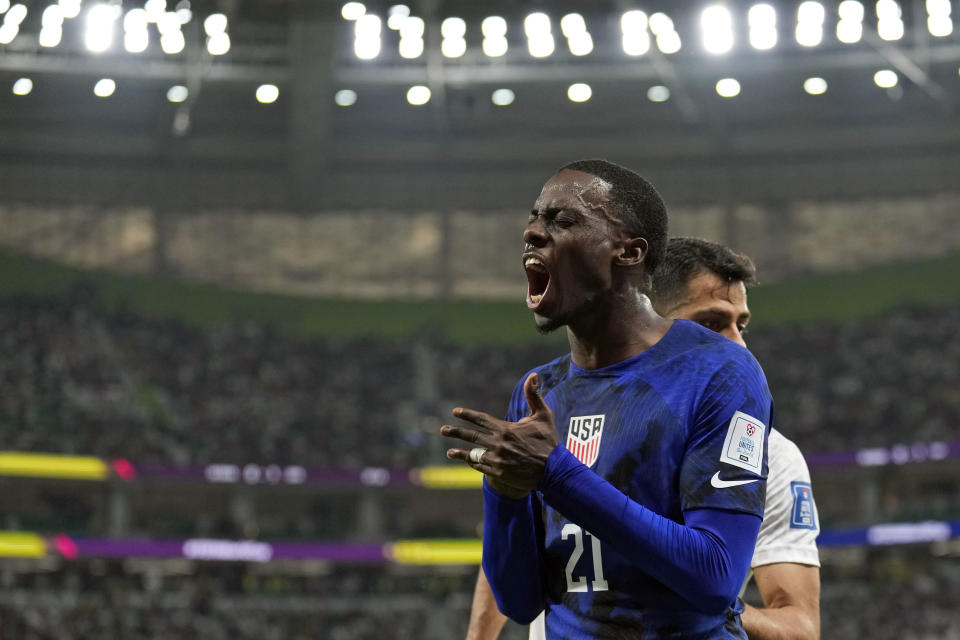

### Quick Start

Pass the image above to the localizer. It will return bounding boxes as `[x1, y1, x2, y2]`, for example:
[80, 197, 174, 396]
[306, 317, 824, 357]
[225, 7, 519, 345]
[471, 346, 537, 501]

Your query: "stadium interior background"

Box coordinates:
[1, 0, 959, 637]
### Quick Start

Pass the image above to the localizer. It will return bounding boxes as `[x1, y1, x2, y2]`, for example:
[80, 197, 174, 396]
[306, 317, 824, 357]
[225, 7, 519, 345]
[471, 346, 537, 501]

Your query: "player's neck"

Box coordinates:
[566, 292, 672, 370]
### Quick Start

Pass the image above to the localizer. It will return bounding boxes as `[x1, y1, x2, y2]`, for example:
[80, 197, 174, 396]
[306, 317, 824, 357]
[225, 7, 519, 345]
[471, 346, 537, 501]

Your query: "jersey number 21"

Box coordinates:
[562, 523, 608, 592]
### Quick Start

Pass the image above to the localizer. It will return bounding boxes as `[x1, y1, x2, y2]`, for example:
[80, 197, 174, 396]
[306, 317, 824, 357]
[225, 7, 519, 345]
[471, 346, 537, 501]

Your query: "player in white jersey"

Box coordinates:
[466, 237, 820, 640]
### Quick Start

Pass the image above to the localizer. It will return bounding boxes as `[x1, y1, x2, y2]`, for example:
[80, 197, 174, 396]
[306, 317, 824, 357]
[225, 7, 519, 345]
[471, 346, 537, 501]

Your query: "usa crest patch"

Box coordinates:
[565, 415, 605, 467]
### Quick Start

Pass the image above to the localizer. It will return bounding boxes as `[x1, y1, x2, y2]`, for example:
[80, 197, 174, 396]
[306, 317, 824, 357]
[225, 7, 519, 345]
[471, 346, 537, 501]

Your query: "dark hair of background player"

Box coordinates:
[651, 236, 758, 309]
[558, 159, 668, 290]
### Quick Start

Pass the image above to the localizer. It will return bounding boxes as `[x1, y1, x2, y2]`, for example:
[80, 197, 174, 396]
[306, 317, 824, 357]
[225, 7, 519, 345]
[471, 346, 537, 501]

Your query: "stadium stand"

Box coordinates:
[1, 284, 958, 467]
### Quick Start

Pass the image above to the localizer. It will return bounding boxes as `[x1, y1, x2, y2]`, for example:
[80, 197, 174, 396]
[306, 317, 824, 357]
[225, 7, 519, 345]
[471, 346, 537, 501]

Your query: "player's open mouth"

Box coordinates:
[524, 255, 551, 310]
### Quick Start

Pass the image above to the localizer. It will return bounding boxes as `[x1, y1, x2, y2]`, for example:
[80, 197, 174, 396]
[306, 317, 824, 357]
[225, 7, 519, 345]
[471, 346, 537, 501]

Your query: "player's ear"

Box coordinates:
[615, 237, 648, 267]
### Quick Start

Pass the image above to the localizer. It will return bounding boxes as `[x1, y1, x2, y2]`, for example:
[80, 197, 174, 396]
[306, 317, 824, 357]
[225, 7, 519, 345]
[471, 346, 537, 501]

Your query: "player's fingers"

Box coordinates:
[445, 449, 502, 477]
[452, 407, 500, 431]
[523, 372, 551, 418]
[440, 424, 490, 447]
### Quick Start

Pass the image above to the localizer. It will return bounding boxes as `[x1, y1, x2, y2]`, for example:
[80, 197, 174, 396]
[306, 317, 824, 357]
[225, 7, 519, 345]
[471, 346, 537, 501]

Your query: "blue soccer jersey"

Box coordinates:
[482, 319, 774, 639]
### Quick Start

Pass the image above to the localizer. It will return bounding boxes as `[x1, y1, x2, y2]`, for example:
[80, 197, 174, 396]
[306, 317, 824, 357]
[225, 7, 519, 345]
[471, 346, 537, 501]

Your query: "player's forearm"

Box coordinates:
[539, 446, 759, 613]
[741, 602, 820, 640]
[465, 569, 509, 640]
[481, 478, 545, 624]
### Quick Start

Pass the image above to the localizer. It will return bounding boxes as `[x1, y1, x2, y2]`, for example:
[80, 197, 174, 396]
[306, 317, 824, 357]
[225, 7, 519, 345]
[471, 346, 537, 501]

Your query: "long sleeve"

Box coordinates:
[539, 446, 761, 614]
[480, 478, 545, 624]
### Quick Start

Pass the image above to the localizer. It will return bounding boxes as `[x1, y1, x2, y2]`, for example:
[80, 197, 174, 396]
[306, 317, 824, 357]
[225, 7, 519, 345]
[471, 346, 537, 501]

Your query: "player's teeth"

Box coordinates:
[525, 257, 543, 267]
[531, 294, 543, 304]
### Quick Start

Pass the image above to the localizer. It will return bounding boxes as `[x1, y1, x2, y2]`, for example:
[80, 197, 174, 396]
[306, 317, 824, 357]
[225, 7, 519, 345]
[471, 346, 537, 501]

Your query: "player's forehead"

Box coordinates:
[681, 271, 750, 314]
[534, 169, 613, 214]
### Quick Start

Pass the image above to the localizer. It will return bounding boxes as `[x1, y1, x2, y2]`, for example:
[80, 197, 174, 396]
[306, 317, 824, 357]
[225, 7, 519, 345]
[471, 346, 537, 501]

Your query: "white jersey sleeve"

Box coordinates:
[750, 429, 821, 568]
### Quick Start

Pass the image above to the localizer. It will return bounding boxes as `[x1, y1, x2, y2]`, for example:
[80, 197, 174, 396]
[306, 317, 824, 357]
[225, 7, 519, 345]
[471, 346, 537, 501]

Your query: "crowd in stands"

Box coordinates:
[1, 285, 958, 469]
[1, 554, 957, 639]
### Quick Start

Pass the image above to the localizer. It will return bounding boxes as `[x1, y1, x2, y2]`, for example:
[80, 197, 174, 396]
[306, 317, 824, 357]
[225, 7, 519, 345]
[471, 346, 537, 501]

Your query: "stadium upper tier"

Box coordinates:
[0, 283, 957, 466]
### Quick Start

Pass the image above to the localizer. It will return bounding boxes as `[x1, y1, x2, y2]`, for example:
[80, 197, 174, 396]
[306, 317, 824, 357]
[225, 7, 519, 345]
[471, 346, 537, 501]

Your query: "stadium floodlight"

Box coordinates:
[0, 23, 17, 44]
[560, 12, 592, 55]
[528, 36, 555, 57]
[837, 0, 865, 43]
[256, 84, 279, 104]
[58, 0, 81, 19]
[354, 14, 381, 60]
[441, 17, 466, 58]
[144, 0, 165, 23]
[482, 35, 507, 57]
[525, 12, 554, 58]
[207, 31, 230, 55]
[560, 13, 586, 38]
[399, 15, 424, 38]
[748, 3, 777, 50]
[167, 85, 188, 103]
[39, 26, 63, 47]
[928, 15, 953, 36]
[804, 77, 828, 94]
[398, 36, 424, 58]
[42, 4, 64, 27]
[387, 4, 409, 30]
[12, 77, 32, 95]
[93, 78, 116, 98]
[406, 84, 431, 106]
[85, 4, 119, 53]
[482, 16, 507, 37]
[441, 37, 466, 58]
[124, 29, 149, 53]
[656, 31, 681, 54]
[621, 10, 650, 56]
[647, 85, 670, 102]
[567, 33, 593, 56]
[5, 3, 26, 25]
[398, 15, 424, 59]
[491, 88, 515, 106]
[873, 69, 898, 88]
[441, 17, 466, 39]
[341, 2, 365, 21]
[796, 1, 825, 47]
[715, 77, 741, 97]
[0, 0, 8, 13]
[160, 30, 185, 54]
[204, 13, 227, 36]
[335, 89, 357, 106]
[158, 11, 180, 34]
[176, 5, 192, 25]
[876, 0, 904, 40]
[926, 0, 953, 37]
[701, 5, 734, 55]
[524, 12, 550, 37]
[567, 83, 592, 103]
[650, 13, 682, 53]
[124, 9, 148, 32]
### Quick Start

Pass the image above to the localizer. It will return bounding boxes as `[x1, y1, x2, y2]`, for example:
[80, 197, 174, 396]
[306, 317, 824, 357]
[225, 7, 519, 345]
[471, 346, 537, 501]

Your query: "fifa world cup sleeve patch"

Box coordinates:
[719, 411, 766, 474]
[790, 481, 818, 530]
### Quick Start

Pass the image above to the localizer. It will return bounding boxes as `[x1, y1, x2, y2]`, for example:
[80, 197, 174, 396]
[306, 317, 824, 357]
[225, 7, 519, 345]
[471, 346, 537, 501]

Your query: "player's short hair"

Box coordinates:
[558, 159, 668, 288]
[651, 237, 757, 309]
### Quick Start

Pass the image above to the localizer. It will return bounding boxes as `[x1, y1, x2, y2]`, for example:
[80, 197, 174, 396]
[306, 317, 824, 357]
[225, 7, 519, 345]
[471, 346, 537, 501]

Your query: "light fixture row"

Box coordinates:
[9, 68, 942, 103]
[342, 1, 956, 62]
[0, 1, 231, 56]
[8, 78, 281, 103]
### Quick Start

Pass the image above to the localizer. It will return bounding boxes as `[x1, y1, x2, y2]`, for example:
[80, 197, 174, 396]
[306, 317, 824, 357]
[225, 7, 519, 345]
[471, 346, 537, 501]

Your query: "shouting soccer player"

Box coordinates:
[442, 160, 773, 638]
[464, 237, 821, 640]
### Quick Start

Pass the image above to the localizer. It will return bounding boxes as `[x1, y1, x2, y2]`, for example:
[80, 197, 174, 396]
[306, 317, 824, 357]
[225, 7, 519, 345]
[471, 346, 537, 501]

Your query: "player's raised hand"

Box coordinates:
[441, 372, 559, 497]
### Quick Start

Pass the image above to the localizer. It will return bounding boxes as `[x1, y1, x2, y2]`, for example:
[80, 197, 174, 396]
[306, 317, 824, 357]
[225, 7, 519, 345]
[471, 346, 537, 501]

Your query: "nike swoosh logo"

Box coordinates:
[710, 471, 759, 489]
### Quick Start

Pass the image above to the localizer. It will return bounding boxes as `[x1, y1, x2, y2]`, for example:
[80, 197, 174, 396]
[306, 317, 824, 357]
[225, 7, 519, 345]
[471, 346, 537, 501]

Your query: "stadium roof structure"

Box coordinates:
[0, 0, 959, 210]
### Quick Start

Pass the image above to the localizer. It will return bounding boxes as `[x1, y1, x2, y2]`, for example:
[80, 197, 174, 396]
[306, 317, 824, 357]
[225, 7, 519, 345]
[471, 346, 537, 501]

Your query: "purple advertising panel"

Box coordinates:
[55, 534, 386, 563]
